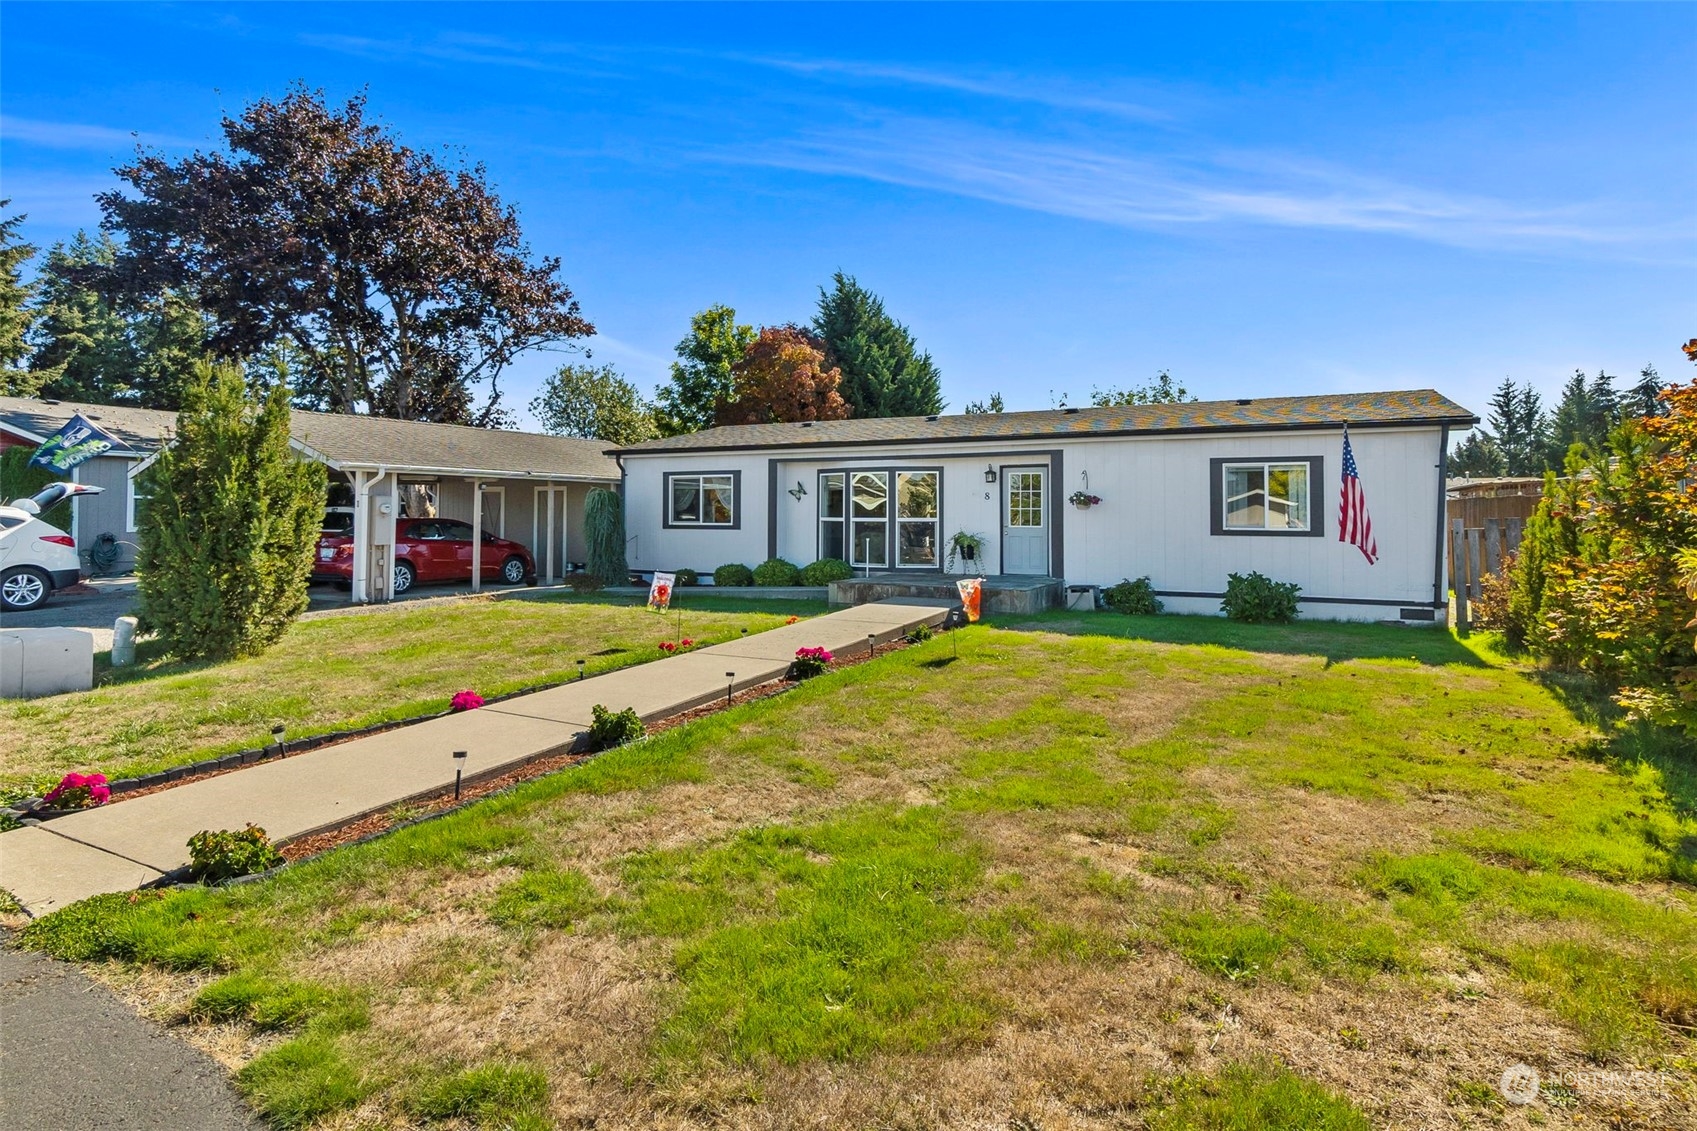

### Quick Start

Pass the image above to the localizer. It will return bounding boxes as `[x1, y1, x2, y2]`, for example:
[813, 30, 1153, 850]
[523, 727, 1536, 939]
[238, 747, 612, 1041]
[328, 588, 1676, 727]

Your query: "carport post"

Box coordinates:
[350, 470, 370, 603]
[471, 481, 484, 593]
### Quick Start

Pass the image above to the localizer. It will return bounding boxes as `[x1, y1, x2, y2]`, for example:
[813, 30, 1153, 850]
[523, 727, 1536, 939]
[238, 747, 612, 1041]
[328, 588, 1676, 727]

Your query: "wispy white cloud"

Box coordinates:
[708, 118, 1686, 253]
[730, 55, 1174, 123]
[0, 114, 198, 151]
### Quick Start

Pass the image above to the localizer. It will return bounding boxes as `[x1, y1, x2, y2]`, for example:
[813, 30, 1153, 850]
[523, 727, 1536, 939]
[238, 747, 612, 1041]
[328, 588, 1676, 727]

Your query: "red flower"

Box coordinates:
[679, 638, 695, 648]
[659, 641, 677, 653]
[784, 615, 800, 625]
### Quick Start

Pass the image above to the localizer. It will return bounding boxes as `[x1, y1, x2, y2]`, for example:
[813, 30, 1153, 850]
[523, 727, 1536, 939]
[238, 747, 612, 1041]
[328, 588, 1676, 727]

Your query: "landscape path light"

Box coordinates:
[452, 750, 468, 800]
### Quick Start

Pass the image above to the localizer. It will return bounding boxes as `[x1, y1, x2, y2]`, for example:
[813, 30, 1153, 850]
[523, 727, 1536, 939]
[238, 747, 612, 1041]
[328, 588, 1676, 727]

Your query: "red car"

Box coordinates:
[312, 518, 535, 595]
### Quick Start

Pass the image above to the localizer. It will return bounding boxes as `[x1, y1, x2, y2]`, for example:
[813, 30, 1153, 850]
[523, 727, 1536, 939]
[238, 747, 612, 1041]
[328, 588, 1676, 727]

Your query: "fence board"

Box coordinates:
[1506, 516, 1523, 555]
[1451, 520, 1469, 629]
[1485, 519, 1502, 576]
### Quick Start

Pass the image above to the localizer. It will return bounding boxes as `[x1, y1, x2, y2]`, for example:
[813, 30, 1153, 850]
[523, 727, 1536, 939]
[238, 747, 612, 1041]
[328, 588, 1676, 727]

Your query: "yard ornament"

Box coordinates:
[957, 578, 985, 624]
[647, 571, 675, 613]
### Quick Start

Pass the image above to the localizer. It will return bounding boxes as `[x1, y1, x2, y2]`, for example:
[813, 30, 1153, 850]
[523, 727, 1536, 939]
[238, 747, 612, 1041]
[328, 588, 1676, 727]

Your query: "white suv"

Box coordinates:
[0, 482, 103, 611]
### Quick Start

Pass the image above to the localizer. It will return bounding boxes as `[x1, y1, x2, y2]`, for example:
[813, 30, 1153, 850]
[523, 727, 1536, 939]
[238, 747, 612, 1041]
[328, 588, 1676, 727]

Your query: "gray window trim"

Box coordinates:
[1209, 455, 1325, 538]
[663, 470, 742, 529]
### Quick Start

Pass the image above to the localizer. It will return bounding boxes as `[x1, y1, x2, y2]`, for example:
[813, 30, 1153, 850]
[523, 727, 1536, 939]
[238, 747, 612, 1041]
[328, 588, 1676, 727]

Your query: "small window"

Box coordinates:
[666, 472, 738, 527]
[1212, 458, 1322, 536]
[399, 479, 439, 518]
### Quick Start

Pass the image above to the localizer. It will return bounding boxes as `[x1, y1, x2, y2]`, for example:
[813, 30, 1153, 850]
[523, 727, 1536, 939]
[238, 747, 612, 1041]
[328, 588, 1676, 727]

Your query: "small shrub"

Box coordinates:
[753, 557, 802, 586]
[906, 622, 934, 644]
[410, 1062, 549, 1125]
[1221, 571, 1301, 623]
[1472, 555, 1514, 632]
[563, 571, 603, 593]
[713, 562, 754, 587]
[791, 646, 834, 679]
[674, 567, 699, 586]
[588, 704, 644, 751]
[187, 824, 284, 884]
[41, 771, 111, 809]
[1104, 576, 1162, 616]
[798, 557, 854, 586]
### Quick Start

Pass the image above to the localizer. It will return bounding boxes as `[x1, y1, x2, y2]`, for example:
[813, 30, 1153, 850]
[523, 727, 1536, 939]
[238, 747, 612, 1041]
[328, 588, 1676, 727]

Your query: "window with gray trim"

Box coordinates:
[1209, 456, 1324, 537]
[666, 472, 737, 527]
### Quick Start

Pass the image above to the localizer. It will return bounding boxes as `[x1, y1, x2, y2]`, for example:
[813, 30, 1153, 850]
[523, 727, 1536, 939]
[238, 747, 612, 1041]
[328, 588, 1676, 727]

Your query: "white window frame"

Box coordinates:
[1211, 456, 1323, 537]
[664, 471, 739, 528]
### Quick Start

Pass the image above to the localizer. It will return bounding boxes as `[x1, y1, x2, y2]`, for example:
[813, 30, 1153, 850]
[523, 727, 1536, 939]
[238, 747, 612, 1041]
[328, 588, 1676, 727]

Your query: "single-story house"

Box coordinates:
[611, 389, 1478, 622]
[0, 395, 619, 601]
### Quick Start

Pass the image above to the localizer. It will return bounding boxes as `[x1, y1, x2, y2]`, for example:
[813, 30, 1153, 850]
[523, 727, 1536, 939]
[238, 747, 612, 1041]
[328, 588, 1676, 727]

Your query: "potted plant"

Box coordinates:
[947, 530, 986, 572]
[1069, 491, 1102, 510]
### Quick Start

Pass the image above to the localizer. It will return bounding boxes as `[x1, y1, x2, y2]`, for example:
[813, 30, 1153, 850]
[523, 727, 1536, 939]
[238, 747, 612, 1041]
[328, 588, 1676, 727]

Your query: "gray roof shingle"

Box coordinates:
[0, 396, 619, 481]
[615, 389, 1477, 454]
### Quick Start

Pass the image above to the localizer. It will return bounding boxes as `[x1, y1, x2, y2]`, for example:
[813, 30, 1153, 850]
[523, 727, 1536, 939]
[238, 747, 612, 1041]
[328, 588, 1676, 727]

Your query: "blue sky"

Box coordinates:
[3, 3, 1693, 429]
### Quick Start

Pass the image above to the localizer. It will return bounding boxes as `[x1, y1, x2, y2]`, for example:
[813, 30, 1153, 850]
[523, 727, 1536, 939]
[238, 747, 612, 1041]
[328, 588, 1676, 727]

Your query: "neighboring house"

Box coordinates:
[612, 389, 1478, 622]
[0, 396, 619, 600]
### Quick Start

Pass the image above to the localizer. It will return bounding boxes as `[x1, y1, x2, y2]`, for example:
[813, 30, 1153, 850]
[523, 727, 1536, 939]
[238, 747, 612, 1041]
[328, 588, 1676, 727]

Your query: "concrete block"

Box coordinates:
[0, 627, 94, 698]
[111, 616, 139, 666]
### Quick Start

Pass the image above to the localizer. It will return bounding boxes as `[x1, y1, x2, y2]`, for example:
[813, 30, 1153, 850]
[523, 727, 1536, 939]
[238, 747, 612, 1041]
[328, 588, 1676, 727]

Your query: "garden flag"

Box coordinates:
[1338, 426, 1378, 565]
[647, 571, 675, 613]
[28, 413, 119, 473]
[956, 577, 984, 623]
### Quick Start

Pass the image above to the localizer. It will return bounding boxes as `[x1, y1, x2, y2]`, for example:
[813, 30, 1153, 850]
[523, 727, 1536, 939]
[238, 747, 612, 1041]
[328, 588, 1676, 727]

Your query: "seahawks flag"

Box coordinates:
[29, 414, 119, 474]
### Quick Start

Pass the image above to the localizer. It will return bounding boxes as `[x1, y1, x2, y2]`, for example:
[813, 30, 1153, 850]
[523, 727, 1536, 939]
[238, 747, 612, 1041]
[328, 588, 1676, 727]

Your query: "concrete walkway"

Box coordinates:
[0, 599, 950, 916]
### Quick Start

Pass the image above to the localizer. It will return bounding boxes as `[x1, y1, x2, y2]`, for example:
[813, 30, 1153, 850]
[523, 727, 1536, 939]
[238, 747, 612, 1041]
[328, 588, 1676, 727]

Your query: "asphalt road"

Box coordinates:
[0, 945, 256, 1130]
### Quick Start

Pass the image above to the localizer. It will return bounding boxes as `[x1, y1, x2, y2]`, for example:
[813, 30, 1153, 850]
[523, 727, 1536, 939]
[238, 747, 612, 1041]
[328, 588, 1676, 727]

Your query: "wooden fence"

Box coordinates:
[1449, 516, 1523, 630]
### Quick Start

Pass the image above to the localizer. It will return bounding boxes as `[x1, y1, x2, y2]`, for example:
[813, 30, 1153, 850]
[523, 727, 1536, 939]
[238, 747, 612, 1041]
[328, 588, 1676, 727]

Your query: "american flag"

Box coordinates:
[1339, 426, 1378, 564]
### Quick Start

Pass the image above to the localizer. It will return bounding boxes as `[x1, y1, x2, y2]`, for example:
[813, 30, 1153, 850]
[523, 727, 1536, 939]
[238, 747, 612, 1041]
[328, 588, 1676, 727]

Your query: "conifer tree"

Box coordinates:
[582, 487, 628, 586]
[0, 202, 43, 396]
[136, 361, 325, 661]
[813, 272, 942, 418]
[1627, 363, 1665, 419]
[1484, 377, 1548, 476]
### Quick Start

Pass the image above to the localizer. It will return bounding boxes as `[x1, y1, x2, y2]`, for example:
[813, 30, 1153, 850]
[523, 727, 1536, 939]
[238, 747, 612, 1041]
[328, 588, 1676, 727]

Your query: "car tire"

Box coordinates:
[393, 561, 416, 596]
[500, 556, 528, 585]
[0, 567, 52, 611]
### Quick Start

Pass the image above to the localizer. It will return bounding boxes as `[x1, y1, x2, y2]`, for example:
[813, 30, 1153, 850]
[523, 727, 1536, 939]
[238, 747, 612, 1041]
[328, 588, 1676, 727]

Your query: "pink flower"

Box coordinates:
[450, 690, 485, 712]
[795, 646, 834, 663]
[43, 771, 110, 809]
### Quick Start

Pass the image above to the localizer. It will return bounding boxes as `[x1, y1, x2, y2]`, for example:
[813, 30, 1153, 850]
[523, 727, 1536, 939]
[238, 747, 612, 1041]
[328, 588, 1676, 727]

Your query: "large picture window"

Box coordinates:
[666, 472, 738, 528]
[1210, 457, 1324, 537]
[820, 467, 943, 568]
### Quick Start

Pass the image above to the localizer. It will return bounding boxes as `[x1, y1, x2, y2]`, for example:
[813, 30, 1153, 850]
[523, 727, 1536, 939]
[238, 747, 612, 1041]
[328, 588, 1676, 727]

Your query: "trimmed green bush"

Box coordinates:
[583, 488, 628, 587]
[798, 557, 854, 586]
[713, 562, 754, 587]
[1221, 571, 1301, 623]
[674, 567, 699, 586]
[752, 557, 801, 586]
[588, 704, 643, 751]
[905, 622, 934, 644]
[136, 361, 325, 660]
[1104, 576, 1163, 615]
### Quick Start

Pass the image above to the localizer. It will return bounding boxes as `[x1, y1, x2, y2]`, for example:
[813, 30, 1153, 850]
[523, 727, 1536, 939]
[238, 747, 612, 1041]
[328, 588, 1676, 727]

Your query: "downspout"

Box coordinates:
[1431, 427, 1450, 612]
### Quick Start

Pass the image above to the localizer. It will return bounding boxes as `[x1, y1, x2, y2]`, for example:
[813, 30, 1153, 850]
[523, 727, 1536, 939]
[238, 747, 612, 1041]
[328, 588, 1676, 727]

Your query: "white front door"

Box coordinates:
[1002, 467, 1048, 575]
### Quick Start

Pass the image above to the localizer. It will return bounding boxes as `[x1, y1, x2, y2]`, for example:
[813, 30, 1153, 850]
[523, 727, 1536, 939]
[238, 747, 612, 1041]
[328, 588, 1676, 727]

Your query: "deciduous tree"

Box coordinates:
[963, 392, 1004, 414]
[1090, 371, 1196, 406]
[716, 325, 849, 426]
[529, 363, 658, 446]
[100, 85, 591, 424]
[656, 304, 754, 435]
[813, 272, 941, 418]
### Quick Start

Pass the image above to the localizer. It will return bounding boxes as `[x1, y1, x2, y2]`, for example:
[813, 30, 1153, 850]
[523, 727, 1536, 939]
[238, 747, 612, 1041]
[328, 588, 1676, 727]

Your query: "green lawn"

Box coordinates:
[0, 593, 823, 794]
[15, 613, 1697, 1129]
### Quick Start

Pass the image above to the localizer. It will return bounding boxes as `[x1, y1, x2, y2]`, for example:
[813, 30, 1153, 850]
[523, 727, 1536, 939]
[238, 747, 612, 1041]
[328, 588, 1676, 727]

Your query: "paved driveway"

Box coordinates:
[0, 945, 256, 1130]
[0, 577, 139, 651]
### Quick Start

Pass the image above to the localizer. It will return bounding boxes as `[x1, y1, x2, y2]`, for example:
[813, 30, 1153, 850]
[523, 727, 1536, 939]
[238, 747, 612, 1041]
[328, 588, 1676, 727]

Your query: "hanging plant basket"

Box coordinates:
[1069, 492, 1102, 510]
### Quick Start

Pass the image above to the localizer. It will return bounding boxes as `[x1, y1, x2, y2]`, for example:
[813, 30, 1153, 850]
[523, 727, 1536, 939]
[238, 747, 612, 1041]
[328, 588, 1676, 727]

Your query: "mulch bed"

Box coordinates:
[271, 634, 924, 862]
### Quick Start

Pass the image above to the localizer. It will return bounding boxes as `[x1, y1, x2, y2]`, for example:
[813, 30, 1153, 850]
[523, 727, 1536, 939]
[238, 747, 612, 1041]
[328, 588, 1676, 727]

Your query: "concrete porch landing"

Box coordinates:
[828, 573, 1064, 615]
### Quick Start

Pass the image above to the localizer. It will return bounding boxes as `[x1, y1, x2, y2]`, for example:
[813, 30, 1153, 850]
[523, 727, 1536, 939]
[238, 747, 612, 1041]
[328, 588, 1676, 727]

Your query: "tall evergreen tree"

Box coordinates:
[813, 272, 943, 418]
[655, 305, 755, 435]
[1449, 430, 1507, 478]
[1627, 363, 1665, 419]
[1546, 369, 1619, 467]
[1485, 377, 1548, 476]
[27, 231, 139, 403]
[135, 361, 325, 661]
[0, 202, 44, 396]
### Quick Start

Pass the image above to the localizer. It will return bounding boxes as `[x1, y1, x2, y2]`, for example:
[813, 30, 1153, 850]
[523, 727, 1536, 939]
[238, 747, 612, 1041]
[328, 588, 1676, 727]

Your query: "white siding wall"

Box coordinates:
[622, 424, 1447, 618]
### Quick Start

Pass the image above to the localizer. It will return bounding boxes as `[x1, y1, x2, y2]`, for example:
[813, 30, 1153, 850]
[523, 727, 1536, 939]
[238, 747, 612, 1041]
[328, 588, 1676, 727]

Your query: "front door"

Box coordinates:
[533, 486, 568, 582]
[1002, 467, 1048, 575]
